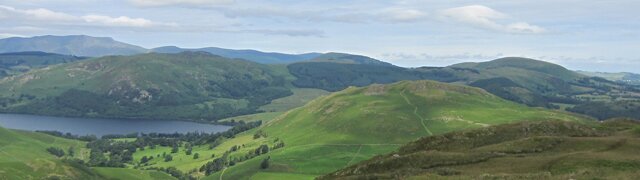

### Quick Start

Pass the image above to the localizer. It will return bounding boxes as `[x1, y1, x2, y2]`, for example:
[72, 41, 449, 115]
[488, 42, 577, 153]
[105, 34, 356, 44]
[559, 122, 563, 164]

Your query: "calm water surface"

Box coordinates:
[0, 113, 231, 136]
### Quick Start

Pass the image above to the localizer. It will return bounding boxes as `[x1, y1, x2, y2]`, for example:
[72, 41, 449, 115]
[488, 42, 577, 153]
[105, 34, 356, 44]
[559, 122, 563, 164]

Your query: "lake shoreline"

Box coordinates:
[0, 113, 232, 137]
[0, 111, 254, 125]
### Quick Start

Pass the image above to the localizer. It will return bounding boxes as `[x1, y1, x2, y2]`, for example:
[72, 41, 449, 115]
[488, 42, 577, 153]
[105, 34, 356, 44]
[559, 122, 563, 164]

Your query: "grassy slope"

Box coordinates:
[218, 88, 330, 123]
[0, 126, 91, 179]
[322, 119, 640, 179]
[206, 80, 591, 179]
[127, 87, 328, 174]
[0, 125, 176, 179]
[93, 167, 176, 180]
[259, 88, 330, 112]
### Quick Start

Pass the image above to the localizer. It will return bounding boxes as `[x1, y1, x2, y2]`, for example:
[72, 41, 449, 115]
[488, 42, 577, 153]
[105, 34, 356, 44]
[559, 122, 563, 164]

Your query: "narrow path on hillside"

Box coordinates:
[346, 145, 362, 166]
[275, 143, 403, 155]
[0, 142, 20, 161]
[400, 89, 433, 136]
[219, 167, 227, 180]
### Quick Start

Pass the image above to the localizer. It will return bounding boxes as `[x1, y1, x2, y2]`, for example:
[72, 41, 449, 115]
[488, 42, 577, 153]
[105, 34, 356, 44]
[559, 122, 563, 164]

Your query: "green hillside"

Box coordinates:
[93, 167, 176, 180]
[0, 51, 292, 121]
[0, 125, 174, 179]
[451, 57, 584, 80]
[322, 119, 640, 179]
[0, 126, 90, 179]
[0, 51, 87, 78]
[288, 57, 640, 120]
[206, 80, 590, 179]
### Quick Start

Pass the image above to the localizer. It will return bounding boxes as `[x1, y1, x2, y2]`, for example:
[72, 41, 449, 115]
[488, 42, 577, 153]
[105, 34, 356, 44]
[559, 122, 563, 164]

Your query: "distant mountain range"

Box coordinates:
[577, 70, 640, 85]
[0, 35, 325, 64]
[152, 46, 321, 64]
[305, 52, 395, 66]
[0, 35, 147, 57]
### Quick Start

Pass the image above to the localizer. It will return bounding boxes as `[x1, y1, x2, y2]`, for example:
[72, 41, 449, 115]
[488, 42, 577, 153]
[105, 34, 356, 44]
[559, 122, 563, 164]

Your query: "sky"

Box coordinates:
[0, 0, 639, 73]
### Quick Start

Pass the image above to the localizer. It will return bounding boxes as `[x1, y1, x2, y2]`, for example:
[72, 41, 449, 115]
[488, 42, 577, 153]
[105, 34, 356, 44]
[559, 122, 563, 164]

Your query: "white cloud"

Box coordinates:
[130, 0, 234, 7]
[217, 6, 429, 24]
[379, 8, 428, 22]
[237, 29, 324, 37]
[82, 15, 154, 27]
[22, 8, 77, 21]
[0, 33, 26, 39]
[439, 5, 546, 34]
[0, 5, 77, 21]
[0, 5, 173, 28]
[505, 22, 546, 34]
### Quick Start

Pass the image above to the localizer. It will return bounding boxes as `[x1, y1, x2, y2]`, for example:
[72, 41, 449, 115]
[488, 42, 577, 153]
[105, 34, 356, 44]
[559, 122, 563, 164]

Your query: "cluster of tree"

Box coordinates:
[46, 147, 65, 157]
[185, 143, 193, 155]
[36, 130, 98, 141]
[1, 86, 283, 121]
[140, 155, 154, 164]
[0, 97, 18, 108]
[101, 132, 139, 139]
[165, 154, 173, 162]
[199, 140, 286, 176]
[253, 130, 267, 139]
[260, 156, 270, 169]
[199, 152, 229, 175]
[254, 145, 270, 155]
[568, 100, 640, 120]
[132, 120, 261, 147]
[86, 139, 136, 167]
[146, 167, 196, 180]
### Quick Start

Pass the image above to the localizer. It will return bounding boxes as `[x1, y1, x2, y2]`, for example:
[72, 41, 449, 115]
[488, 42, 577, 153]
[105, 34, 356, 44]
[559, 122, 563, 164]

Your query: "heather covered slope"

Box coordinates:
[207, 80, 590, 179]
[322, 119, 640, 179]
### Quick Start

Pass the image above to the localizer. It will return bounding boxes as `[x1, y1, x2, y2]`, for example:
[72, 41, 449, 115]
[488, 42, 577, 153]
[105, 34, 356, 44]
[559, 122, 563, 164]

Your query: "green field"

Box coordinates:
[206, 80, 592, 179]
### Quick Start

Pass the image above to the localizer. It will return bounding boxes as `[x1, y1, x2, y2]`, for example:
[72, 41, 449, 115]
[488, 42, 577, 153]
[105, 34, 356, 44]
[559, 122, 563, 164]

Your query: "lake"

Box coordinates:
[0, 113, 231, 137]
